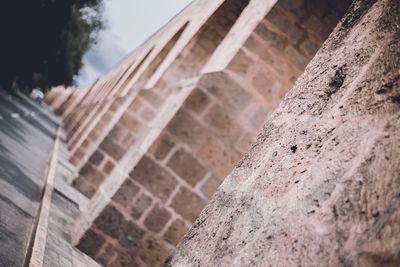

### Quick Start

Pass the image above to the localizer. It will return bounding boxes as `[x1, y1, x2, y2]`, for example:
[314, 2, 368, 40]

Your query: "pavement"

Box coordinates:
[0, 89, 100, 266]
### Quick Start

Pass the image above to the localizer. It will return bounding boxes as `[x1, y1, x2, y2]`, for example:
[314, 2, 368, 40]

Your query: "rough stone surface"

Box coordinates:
[167, 1, 400, 266]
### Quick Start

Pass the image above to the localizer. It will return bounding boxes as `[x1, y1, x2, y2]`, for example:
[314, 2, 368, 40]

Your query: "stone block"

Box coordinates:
[93, 205, 125, 240]
[285, 46, 309, 71]
[138, 90, 162, 107]
[102, 160, 115, 175]
[76, 229, 105, 258]
[251, 67, 282, 101]
[254, 23, 285, 49]
[162, 219, 188, 246]
[183, 87, 211, 114]
[119, 113, 142, 132]
[200, 174, 223, 199]
[130, 193, 153, 219]
[136, 237, 172, 266]
[244, 36, 291, 75]
[276, 0, 306, 22]
[97, 244, 116, 266]
[167, 148, 207, 186]
[197, 136, 241, 177]
[72, 177, 96, 198]
[226, 49, 255, 78]
[88, 150, 104, 166]
[149, 132, 175, 161]
[202, 73, 252, 111]
[128, 98, 142, 113]
[79, 164, 105, 187]
[265, 7, 302, 43]
[94, 205, 145, 249]
[130, 155, 177, 202]
[144, 204, 172, 233]
[204, 104, 242, 141]
[170, 187, 206, 222]
[302, 15, 330, 41]
[299, 37, 321, 57]
[111, 179, 140, 206]
[109, 124, 128, 141]
[140, 107, 155, 121]
[167, 109, 208, 148]
[99, 137, 125, 161]
[118, 221, 145, 249]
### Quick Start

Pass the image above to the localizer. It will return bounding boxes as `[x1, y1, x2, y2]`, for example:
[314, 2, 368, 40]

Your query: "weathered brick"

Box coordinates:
[144, 204, 172, 233]
[162, 219, 188, 246]
[97, 244, 116, 266]
[118, 221, 145, 249]
[167, 148, 207, 186]
[170, 187, 206, 222]
[285, 46, 309, 70]
[251, 67, 282, 100]
[120, 132, 135, 147]
[79, 164, 105, 187]
[140, 107, 155, 121]
[197, 136, 241, 177]
[149, 132, 175, 160]
[119, 113, 142, 132]
[244, 36, 291, 75]
[254, 23, 285, 49]
[250, 105, 270, 128]
[76, 228, 105, 258]
[88, 150, 104, 166]
[265, 7, 302, 43]
[102, 160, 115, 175]
[167, 109, 208, 148]
[130, 155, 177, 201]
[130, 193, 153, 219]
[201, 174, 223, 199]
[202, 73, 252, 111]
[109, 124, 128, 141]
[111, 179, 140, 206]
[137, 237, 172, 266]
[109, 248, 140, 267]
[302, 15, 330, 41]
[226, 49, 255, 79]
[183, 87, 211, 114]
[276, 0, 306, 22]
[299, 37, 321, 57]
[204, 104, 242, 141]
[138, 89, 162, 107]
[99, 137, 125, 161]
[128, 98, 142, 113]
[72, 177, 96, 198]
[94, 205, 124, 240]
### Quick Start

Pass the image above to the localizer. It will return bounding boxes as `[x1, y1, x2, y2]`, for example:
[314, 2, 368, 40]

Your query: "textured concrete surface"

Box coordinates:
[0, 89, 58, 266]
[167, 0, 400, 266]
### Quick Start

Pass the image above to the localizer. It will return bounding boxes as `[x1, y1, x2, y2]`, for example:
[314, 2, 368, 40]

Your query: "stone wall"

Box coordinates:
[167, 0, 400, 265]
[40, 0, 400, 266]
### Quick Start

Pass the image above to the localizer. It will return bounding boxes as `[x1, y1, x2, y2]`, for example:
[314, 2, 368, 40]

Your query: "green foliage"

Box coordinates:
[0, 0, 104, 93]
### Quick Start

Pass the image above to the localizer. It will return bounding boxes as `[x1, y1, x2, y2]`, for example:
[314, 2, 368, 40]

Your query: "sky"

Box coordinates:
[75, 0, 192, 87]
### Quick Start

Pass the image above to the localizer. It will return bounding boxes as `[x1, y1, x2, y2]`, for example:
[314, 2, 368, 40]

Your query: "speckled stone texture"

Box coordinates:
[167, 0, 400, 266]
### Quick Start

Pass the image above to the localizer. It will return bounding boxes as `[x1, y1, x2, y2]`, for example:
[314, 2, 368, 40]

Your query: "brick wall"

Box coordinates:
[44, 0, 357, 266]
[167, 1, 400, 265]
[71, 0, 251, 198]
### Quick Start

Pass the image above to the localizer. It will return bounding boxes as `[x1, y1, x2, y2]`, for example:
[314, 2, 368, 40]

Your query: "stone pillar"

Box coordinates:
[167, 0, 400, 266]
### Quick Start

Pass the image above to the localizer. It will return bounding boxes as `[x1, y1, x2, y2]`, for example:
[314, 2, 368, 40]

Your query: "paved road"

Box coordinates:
[0, 89, 59, 266]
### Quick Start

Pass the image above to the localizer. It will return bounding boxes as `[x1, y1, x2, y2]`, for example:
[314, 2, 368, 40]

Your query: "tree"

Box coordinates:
[0, 0, 104, 93]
